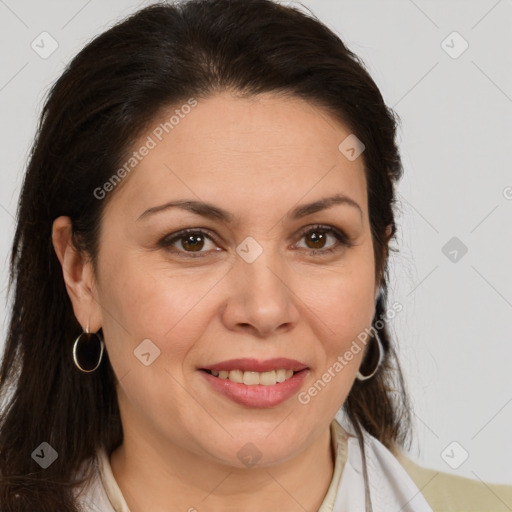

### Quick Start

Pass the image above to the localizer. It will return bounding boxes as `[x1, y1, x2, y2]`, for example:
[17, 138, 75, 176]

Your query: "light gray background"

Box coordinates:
[1, 0, 511, 486]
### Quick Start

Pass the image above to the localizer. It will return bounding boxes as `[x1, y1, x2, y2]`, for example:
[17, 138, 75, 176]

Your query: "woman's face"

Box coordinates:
[89, 91, 377, 467]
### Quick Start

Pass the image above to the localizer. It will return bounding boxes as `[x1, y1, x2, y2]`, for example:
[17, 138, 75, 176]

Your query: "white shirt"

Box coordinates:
[73, 418, 432, 512]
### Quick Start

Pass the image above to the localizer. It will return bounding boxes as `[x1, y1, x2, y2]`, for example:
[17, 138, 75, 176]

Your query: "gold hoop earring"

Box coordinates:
[356, 331, 384, 381]
[72, 325, 104, 373]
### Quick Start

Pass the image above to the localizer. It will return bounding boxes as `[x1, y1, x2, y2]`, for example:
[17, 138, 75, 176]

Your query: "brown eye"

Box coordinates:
[304, 229, 329, 250]
[295, 225, 352, 256]
[160, 229, 219, 257]
[181, 233, 206, 252]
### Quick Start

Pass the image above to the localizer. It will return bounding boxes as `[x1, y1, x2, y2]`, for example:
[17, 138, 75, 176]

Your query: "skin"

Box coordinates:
[52, 91, 387, 512]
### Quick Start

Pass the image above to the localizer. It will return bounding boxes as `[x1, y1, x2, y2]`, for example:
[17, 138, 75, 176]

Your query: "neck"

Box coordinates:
[110, 421, 335, 512]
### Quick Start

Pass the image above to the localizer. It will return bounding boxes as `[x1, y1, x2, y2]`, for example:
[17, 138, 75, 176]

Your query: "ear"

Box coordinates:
[375, 224, 393, 300]
[51, 216, 102, 333]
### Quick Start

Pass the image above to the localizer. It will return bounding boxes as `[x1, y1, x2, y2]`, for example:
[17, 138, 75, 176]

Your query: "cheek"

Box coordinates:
[295, 255, 377, 403]
[295, 266, 376, 410]
[97, 255, 227, 369]
[297, 253, 376, 342]
[96, 260, 222, 431]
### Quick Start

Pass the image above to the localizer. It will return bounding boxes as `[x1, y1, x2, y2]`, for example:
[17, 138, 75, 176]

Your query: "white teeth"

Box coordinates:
[259, 370, 276, 386]
[276, 369, 287, 383]
[243, 371, 260, 385]
[209, 368, 296, 385]
[229, 369, 244, 383]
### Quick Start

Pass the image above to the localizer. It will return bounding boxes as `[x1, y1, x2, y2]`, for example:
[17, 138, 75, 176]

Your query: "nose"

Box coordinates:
[220, 247, 300, 338]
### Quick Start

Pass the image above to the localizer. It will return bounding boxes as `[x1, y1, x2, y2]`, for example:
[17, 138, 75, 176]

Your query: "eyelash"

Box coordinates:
[159, 224, 354, 259]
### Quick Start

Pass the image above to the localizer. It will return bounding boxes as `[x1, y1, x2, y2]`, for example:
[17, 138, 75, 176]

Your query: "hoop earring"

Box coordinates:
[356, 331, 384, 381]
[72, 325, 104, 373]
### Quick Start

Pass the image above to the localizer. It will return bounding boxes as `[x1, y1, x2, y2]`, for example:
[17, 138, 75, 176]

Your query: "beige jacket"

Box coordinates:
[395, 450, 512, 512]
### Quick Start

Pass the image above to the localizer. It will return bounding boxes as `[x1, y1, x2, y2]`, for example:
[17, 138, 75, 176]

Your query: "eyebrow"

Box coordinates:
[136, 193, 363, 223]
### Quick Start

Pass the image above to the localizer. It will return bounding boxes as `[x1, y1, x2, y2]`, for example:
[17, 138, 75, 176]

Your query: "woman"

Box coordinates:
[0, 1, 510, 511]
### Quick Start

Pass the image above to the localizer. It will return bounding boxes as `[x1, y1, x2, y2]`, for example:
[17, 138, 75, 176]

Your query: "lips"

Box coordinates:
[201, 357, 308, 373]
[199, 358, 310, 408]
[200, 366, 310, 408]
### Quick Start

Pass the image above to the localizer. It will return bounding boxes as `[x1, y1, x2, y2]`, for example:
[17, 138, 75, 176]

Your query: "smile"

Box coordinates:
[199, 367, 309, 408]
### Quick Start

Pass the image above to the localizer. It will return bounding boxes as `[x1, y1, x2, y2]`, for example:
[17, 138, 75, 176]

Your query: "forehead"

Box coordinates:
[107, 91, 368, 221]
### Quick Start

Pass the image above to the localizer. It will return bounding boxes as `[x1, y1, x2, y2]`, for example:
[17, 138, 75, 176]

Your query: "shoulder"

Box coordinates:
[394, 450, 512, 512]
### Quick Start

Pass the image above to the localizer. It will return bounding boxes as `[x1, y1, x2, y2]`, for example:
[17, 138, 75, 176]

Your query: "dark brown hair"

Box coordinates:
[0, 1, 411, 510]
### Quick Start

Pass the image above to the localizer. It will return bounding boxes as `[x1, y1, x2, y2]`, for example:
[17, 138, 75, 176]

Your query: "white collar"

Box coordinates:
[332, 416, 433, 512]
